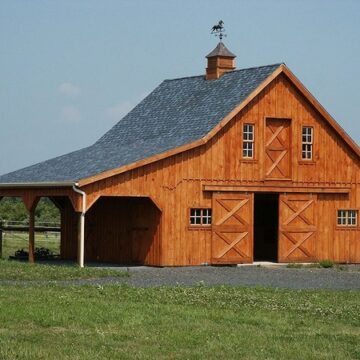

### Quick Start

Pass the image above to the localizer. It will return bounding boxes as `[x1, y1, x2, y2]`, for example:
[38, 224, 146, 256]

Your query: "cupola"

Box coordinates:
[205, 42, 236, 80]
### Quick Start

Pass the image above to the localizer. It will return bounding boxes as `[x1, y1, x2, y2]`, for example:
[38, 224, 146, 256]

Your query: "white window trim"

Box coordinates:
[337, 209, 358, 227]
[189, 208, 212, 226]
[301, 126, 313, 160]
[243, 123, 254, 159]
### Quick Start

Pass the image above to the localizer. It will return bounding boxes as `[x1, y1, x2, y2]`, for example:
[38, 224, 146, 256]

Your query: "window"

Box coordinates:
[301, 126, 313, 160]
[190, 208, 212, 226]
[337, 210, 358, 227]
[243, 124, 254, 158]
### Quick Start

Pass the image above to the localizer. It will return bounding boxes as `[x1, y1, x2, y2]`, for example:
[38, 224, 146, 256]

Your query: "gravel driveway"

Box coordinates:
[83, 264, 360, 290]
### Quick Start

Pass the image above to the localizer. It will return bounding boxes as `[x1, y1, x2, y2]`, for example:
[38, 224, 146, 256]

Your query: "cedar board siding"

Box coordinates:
[78, 74, 360, 265]
[84, 197, 161, 265]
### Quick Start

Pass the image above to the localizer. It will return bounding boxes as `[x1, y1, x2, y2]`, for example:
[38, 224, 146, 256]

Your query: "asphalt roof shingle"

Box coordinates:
[0, 63, 281, 184]
[206, 42, 236, 58]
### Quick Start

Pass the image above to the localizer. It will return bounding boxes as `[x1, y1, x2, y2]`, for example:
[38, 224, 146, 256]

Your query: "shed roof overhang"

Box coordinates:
[0, 181, 83, 212]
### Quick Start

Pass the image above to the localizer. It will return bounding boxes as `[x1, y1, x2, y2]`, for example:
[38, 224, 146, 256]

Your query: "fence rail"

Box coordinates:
[0, 221, 61, 258]
[0, 220, 60, 228]
[0, 225, 61, 233]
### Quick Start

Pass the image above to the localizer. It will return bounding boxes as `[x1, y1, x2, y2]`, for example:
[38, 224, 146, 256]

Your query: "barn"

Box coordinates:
[0, 41, 359, 266]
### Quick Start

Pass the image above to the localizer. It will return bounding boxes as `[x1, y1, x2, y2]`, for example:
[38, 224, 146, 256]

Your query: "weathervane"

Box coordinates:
[211, 20, 226, 41]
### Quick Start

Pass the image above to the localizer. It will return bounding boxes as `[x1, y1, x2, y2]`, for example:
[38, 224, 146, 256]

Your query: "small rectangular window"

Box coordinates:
[190, 208, 212, 226]
[337, 210, 358, 227]
[243, 124, 254, 158]
[301, 126, 313, 160]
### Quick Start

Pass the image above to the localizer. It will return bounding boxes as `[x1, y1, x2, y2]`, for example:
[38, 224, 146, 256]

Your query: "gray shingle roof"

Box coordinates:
[0, 63, 281, 184]
[206, 42, 236, 58]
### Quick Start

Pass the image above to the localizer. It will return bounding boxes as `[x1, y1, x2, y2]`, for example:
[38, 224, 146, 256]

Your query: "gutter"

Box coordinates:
[0, 181, 75, 188]
[72, 183, 86, 268]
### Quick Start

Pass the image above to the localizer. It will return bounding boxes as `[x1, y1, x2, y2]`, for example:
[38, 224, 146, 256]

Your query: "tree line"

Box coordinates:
[0, 197, 60, 225]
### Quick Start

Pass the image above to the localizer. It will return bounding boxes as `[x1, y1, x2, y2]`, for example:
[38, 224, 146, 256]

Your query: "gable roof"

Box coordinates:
[0, 63, 281, 185]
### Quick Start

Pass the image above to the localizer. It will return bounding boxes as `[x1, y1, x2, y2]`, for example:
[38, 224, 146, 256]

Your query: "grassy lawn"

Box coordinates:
[0, 284, 358, 359]
[0, 260, 128, 281]
[0, 232, 128, 281]
[1, 231, 60, 259]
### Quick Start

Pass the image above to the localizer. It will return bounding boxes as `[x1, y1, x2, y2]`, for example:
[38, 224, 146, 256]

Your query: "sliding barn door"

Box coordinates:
[279, 194, 317, 262]
[265, 118, 291, 180]
[212, 193, 253, 264]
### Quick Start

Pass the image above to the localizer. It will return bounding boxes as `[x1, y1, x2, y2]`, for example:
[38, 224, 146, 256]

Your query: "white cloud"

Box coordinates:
[61, 106, 82, 123]
[104, 100, 133, 120]
[104, 90, 151, 121]
[58, 82, 81, 97]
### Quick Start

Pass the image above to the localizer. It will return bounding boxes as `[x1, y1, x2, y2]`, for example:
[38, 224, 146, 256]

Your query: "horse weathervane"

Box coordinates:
[211, 20, 226, 41]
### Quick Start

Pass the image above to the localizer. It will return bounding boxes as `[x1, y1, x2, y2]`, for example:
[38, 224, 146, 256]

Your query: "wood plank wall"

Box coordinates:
[60, 197, 78, 260]
[83, 197, 161, 265]
[61, 73, 360, 265]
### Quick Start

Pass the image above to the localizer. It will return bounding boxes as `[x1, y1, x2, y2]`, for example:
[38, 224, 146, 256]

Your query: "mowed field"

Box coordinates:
[0, 261, 359, 359]
[1, 231, 60, 259]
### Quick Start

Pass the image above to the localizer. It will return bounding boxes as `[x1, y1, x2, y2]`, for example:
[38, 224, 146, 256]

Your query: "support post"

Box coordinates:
[0, 198, 2, 259]
[77, 212, 85, 268]
[29, 207, 35, 264]
[0, 221, 3, 259]
[22, 195, 40, 264]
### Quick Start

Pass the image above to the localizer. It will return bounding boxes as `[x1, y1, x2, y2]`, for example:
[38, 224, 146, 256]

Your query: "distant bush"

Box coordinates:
[319, 260, 334, 268]
[0, 197, 60, 224]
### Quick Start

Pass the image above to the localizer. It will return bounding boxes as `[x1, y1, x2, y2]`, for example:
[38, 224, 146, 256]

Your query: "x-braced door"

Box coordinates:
[212, 193, 253, 264]
[265, 118, 291, 180]
[279, 194, 317, 262]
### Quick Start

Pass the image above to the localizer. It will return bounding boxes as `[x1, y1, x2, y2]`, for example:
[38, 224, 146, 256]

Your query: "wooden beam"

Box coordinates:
[77, 212, 85, 267]
[0, 224, 3, 259]
[49, 196, 65, 211]
[0, 196, 3, 258]
[25, 197, 40, 264]
[203, 184, 350, 194]
[29, 207, 35, 264]
[22, 194, 40, 212]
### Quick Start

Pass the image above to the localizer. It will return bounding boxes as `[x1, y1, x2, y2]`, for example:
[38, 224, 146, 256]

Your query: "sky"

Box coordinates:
[0, 0, 359, 175]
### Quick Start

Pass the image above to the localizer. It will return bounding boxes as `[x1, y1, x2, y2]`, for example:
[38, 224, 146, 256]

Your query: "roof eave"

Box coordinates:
[0, 181, 76, 189]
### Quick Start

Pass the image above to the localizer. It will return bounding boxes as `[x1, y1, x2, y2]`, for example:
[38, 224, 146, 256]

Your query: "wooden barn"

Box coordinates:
[0, 42, 359, 266]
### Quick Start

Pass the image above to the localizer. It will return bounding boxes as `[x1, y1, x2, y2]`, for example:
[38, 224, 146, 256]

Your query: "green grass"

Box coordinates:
[1, 231, 60, 259]
[320, 259, 335, 268]
[0, 284, 358, 359]
[0, 260, 128, 281]
[286, 263, 305, 269]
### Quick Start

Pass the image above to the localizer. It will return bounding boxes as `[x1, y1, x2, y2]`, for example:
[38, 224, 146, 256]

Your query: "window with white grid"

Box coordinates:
[337, 210, 358, 227]
[243, 124, 254, 158]
[301, 126, 313, 160]
[190, 208, 212, 226]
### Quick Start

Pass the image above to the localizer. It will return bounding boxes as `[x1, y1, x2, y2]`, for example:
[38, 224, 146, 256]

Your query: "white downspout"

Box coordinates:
[72, 184, 86, 268]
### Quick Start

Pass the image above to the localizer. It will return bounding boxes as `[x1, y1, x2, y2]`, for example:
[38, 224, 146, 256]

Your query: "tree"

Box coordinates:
[0, 197, 60, 225]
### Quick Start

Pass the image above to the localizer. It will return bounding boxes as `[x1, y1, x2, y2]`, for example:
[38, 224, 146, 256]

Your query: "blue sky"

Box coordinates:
[0, 0, 359, 175]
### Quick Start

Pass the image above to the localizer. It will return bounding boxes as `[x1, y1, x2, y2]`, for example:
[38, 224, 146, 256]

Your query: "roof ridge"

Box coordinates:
[225, 62, 284, 73]
[164, 63, 283, 82]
